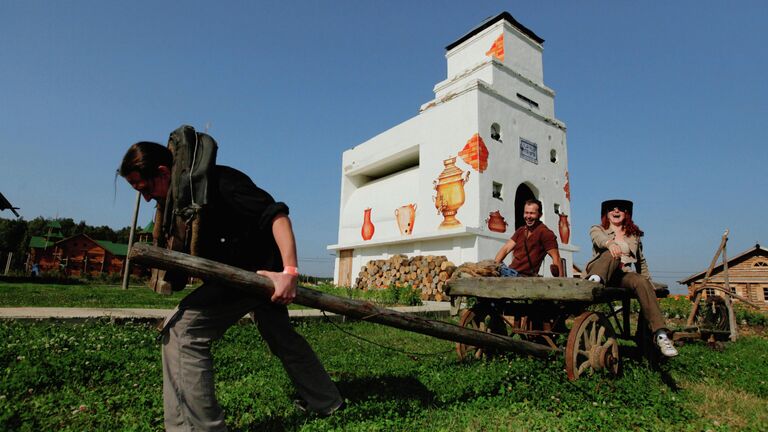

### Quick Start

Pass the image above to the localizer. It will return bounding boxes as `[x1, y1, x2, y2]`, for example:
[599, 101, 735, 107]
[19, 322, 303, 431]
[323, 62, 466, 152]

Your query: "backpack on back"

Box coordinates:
[149, 125, 218, 294]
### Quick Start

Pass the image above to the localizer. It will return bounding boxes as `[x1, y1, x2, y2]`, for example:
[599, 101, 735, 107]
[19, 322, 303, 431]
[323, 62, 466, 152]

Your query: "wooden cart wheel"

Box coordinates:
[565, 311, 619, 381]
[695, 296, 731, 332]
[456, 305, 506, 361]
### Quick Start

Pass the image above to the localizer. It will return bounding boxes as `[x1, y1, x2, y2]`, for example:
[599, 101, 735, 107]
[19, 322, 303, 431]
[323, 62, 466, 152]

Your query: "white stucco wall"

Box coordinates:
[329, 14, 577, 285]
[446, 20, 544, 85]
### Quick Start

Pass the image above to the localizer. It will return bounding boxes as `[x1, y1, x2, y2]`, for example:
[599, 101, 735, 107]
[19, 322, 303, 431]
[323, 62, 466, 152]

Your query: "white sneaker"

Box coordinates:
[655, 332, 678, 357]
[587, 274, 602, 283]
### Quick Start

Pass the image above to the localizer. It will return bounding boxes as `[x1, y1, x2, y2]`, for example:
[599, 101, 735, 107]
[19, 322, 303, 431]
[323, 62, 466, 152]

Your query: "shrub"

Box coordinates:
[309, 283, 422, 307]
[397, 285, 422, 306]
[734, 304, 768, 326]
[659, 296, 692, 319]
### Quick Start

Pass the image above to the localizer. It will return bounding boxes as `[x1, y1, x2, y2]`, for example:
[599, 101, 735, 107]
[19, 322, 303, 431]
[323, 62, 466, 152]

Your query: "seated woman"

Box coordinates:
[585, 199, 678, 357]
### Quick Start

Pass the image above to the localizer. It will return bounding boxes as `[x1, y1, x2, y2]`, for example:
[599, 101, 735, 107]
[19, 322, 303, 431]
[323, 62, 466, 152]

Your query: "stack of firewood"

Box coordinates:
[354, 255, 457, 301]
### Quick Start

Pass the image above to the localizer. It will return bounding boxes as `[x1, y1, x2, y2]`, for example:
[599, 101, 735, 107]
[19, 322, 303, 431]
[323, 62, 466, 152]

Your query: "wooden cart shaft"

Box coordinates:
[129, 244, 557, 358]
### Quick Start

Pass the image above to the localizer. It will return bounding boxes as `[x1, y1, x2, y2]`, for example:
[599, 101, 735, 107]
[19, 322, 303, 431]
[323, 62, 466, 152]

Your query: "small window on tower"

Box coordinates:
[490, 123, 502, 141]
[550, 149, 558, 163]
[492, 182, 503, 200]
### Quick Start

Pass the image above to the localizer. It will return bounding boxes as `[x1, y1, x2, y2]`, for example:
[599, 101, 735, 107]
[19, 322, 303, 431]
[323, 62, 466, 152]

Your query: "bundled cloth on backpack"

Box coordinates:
[149, 125, 218, 294]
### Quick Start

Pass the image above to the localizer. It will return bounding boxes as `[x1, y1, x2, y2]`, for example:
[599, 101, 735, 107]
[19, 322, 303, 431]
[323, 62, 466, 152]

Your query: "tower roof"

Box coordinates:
[446, 11, 544, 51]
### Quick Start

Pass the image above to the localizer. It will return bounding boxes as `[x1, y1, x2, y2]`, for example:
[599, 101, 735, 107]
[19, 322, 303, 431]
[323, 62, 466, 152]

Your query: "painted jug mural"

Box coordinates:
[558, 213, 570, 244]
[563, 171, 571, 201]
[433, 156, 470, 229]
[486, 210, 508, 233]
[361, 208, 375, 241]
[458, 133, 489, 173]
[395, 204, 417, 236]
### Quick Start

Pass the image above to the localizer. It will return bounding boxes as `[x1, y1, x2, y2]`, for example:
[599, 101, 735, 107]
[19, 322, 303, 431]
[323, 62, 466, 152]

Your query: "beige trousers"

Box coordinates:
[161, 286, 342, 431]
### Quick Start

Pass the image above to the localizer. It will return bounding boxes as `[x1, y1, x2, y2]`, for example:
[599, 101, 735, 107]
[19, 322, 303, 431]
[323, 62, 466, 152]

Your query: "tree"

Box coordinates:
[0, 217, 29, 270]
[58, 218, 77, 238]
[26, 217, 48, 237]
[115, 226, 132, 244]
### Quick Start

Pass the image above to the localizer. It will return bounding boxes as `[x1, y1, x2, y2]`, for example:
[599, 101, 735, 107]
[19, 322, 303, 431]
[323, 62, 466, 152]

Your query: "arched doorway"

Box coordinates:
[514, 183, 536, 229]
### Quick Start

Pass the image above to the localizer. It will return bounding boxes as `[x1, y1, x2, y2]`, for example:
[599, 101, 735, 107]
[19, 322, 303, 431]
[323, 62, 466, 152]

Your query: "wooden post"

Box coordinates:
[3, 252, 11, 275]
[686, 230, 729, 327]
[129, 243, 557, 358]
[121, 191, 142, 290]
[721, 241, 739, 341]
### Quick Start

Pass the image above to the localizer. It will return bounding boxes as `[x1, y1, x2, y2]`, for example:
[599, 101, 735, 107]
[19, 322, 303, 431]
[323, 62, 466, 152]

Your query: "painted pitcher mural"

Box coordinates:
[395, 204, 417, 236]
[433, 156, 470, 229]
[486, 210, 508, 233]
[558, 213, 570, 244]
[361, 208, 375, 241]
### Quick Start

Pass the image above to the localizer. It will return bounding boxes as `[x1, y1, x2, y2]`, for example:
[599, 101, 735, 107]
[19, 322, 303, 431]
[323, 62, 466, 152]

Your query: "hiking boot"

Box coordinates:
[294, 399, 346, 417]
[655, 332, 678, 357]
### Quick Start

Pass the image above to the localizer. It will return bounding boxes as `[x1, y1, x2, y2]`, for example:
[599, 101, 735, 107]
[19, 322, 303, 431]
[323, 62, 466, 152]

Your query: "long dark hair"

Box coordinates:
[118, 141, 173, 178]
[601, 212, 644, 237]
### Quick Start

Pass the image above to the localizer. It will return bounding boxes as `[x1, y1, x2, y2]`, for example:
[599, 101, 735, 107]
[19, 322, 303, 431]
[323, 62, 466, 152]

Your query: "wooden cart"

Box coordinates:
[446, 277, 669, 380]
[129, 244, 670, 381]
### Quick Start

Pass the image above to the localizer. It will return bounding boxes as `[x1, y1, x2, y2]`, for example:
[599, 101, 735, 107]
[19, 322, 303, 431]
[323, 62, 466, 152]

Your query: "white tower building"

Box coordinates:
[328, 12, 578, 286]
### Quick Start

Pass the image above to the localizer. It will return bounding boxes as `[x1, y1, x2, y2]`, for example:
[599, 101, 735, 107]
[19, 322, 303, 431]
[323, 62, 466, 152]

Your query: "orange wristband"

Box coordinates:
[282, 266, 299, 276]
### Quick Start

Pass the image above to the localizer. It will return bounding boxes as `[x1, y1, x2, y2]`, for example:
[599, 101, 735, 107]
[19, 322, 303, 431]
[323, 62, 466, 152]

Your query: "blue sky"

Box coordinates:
[1, 1, 766, 289]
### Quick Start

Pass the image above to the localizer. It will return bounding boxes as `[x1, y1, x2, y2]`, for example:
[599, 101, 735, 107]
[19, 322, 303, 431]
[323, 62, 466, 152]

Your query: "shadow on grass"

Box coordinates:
[620, 344, 681, 391]
[235, 374, 436, 432]
[336, 374, 436, 406]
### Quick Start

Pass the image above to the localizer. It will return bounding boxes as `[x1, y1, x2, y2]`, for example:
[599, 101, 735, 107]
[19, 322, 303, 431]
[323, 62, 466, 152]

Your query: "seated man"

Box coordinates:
[494, 199, 564, 277]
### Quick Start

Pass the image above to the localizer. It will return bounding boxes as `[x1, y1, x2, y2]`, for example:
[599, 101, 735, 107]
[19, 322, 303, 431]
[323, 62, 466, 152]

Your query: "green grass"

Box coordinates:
[0, 282, 190, 308]
[1, 282, 767, 430]
[0, 282, 422, 309]
[1, 318, 767, 431]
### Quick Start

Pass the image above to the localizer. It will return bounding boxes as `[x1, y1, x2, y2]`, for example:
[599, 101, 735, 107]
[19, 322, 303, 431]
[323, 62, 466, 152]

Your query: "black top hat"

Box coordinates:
[601, 199, 633, 215]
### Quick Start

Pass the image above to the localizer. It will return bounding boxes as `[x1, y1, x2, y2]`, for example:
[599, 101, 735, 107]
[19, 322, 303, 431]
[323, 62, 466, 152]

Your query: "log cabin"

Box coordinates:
[28, 233, 144, 277]
[679, 244, 768, 311]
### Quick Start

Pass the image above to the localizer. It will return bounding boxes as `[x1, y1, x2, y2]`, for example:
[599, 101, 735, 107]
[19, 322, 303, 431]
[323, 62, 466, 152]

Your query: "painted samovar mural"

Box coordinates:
[433, 156, 470, 229]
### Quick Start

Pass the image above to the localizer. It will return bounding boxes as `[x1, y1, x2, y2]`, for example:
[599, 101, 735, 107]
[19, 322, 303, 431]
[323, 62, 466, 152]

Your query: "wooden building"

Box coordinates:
[679, 244, 768, 311]
[28, 233, 143, 277]
[137, 221, 154, 244]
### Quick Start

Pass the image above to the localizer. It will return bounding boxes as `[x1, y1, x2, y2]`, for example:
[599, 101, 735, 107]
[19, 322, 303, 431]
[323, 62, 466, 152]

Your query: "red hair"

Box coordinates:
[601, 213, 644, 237]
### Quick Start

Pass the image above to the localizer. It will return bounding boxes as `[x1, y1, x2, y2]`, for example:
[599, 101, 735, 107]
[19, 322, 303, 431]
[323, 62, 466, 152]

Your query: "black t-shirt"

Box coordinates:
[180, 165, 289, 308]
[198, 165, 289, 272]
